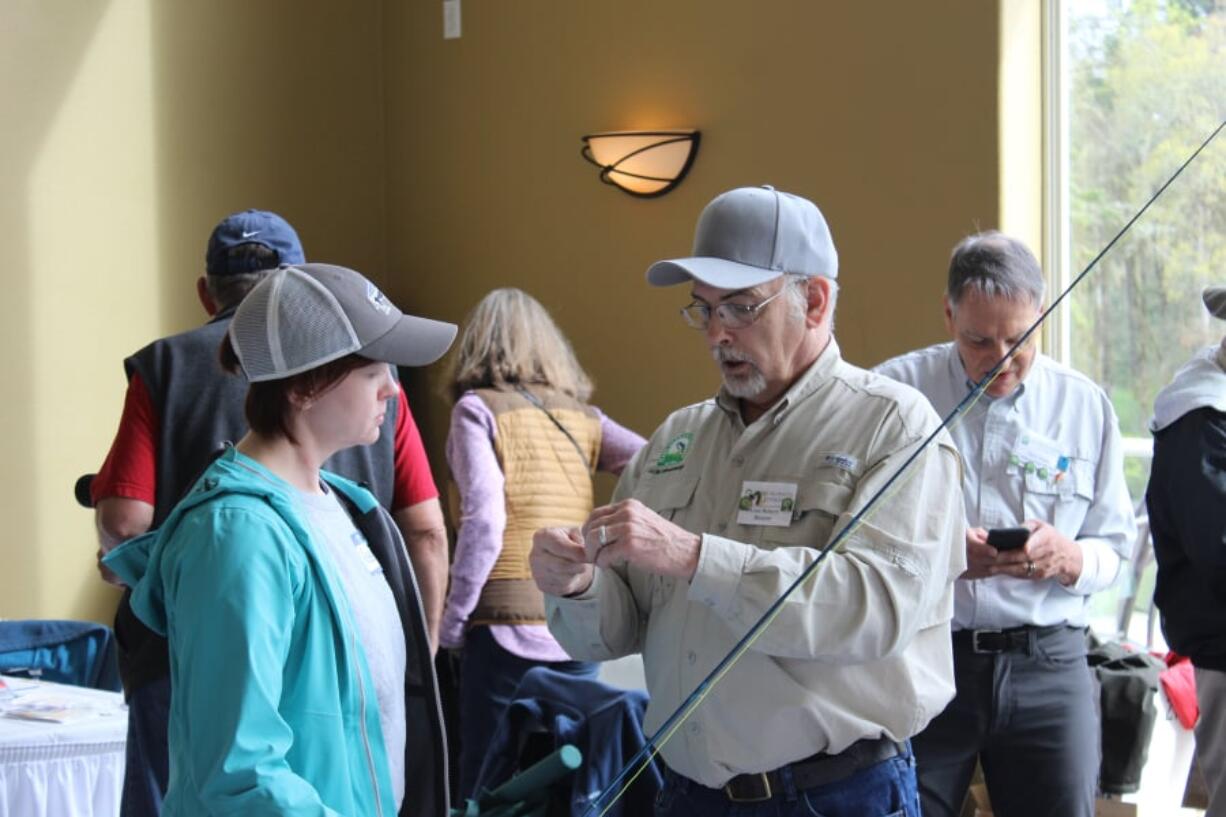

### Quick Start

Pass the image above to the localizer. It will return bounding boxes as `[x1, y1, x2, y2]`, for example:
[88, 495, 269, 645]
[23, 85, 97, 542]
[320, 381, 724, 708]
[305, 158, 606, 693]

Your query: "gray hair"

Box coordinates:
[946, 231, 1045, 309]
[783, 273, 838, 328]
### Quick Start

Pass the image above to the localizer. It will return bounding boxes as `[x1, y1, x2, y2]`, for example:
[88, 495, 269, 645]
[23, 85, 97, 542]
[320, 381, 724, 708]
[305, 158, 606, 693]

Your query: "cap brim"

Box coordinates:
[1204, 286, 1226, 320]
[646, 257, 784, 289]
[361, 314, 458, 367]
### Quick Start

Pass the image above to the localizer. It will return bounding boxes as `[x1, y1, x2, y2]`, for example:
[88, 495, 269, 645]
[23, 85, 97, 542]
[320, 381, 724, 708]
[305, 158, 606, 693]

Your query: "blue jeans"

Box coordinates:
[121, 676, 170, 817]
[653, 743, 920, 817]
[458, 626, 598, 800]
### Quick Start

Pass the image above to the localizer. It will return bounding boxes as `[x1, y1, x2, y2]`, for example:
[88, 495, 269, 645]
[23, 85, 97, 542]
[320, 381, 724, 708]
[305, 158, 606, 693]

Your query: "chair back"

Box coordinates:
[0, 619, 122, 691]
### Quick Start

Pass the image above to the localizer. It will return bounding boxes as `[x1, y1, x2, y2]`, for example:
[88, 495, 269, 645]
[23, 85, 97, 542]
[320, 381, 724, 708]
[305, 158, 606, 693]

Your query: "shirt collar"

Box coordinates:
[945, 342, 1029, 404]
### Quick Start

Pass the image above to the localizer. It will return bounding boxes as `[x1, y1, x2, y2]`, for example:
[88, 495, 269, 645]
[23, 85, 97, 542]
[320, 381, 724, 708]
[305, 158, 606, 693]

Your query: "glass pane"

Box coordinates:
[1066, 0, 1226, 440]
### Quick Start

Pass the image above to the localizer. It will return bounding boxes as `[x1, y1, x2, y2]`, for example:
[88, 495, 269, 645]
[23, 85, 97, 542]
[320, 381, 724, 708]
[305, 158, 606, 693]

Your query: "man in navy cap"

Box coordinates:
[1148, 285, 1226, 817]
[91, 209, 449, 816]
[530, 186, 965, 816]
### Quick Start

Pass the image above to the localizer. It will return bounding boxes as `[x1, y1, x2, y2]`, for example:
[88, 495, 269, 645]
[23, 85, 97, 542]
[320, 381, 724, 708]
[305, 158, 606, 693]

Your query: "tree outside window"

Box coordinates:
[1058, 0, 1225, 632]
[1065, 0, 1224, 486]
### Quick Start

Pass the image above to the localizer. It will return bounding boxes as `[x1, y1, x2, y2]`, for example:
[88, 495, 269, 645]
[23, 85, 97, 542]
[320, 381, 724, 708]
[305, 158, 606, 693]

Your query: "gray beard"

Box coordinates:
[712, 346, 767, 399]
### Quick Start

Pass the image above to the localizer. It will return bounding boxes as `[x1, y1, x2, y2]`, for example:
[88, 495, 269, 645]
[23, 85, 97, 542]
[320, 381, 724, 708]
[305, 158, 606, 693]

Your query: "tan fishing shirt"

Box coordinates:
[546, 340, 966, 787]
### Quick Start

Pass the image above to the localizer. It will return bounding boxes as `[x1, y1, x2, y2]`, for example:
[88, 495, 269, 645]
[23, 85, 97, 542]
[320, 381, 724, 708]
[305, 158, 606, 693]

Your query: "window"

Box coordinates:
[1049, 0, 1225, 637]
[1050, 0, 1225, 497]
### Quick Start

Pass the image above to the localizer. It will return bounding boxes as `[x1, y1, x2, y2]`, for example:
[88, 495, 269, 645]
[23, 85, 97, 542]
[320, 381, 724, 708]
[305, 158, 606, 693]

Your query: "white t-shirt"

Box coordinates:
[298, 485, 407, 808]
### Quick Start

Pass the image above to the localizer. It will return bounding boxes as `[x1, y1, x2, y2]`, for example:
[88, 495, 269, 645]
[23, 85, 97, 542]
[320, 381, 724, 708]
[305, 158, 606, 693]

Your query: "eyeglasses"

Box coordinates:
[680, 288, 787, 330]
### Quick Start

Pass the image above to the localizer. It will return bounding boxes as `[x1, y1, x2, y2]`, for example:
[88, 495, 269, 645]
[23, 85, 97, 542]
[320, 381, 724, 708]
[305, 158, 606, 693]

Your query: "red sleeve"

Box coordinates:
[392, 385, 440, 511]
[91, 373, 158, 505]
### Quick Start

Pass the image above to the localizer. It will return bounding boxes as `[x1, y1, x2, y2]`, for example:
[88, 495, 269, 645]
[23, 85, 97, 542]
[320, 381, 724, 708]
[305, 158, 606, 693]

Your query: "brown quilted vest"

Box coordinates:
[469, 386, 601, 625]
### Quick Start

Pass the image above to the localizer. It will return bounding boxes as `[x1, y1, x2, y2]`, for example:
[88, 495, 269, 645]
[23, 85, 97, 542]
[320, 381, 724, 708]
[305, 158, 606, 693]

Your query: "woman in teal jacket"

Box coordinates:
[106, 264, 457, 817]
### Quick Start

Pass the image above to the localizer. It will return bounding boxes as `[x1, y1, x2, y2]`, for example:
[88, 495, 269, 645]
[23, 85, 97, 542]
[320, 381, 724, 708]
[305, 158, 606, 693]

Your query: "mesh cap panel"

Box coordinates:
[230, 268, 362, 381]
[230, 278, 277, 379]
[274, 273, 361, 376]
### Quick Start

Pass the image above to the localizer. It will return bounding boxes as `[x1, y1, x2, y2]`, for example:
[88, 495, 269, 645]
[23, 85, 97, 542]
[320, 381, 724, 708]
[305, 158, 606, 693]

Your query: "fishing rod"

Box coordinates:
[581, 118, 1224, 817]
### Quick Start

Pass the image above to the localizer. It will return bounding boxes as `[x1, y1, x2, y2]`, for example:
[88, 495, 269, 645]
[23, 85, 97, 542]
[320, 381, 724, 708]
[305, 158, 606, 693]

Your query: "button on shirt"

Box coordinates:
[546, 340, 966, 788]
[875, 343, 1135, 631]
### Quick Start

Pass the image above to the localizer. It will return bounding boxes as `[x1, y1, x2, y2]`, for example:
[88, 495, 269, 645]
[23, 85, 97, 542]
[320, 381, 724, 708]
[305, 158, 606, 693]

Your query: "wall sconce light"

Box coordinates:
[580, 130, 701, 197]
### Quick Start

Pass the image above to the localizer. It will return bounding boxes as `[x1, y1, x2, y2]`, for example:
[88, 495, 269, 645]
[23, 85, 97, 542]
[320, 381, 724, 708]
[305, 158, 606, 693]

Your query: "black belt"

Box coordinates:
[720, 736, 904, 803]
[953, 624, 1069, 654]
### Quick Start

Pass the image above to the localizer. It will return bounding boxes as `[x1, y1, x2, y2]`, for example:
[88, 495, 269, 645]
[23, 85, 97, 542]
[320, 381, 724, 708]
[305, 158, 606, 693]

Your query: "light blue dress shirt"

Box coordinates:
[876, 343, 1135, 630]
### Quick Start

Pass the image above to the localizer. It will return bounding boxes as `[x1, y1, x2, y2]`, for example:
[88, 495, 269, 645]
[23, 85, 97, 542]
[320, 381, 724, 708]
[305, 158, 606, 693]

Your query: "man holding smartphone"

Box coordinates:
[875, 232, 1136, 817]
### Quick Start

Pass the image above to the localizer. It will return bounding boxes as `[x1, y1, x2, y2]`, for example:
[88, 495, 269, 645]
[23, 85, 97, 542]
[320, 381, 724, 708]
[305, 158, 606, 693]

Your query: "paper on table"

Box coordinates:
[3, 699, 103, 724]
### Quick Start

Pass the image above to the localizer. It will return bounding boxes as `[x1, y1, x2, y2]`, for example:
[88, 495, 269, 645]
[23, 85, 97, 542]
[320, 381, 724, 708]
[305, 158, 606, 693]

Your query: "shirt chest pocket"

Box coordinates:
[630, 475, 699, 608]
[758, 477, 853, 550]
[632, 474, 700, 524]
[1021, 458, 1094, 532]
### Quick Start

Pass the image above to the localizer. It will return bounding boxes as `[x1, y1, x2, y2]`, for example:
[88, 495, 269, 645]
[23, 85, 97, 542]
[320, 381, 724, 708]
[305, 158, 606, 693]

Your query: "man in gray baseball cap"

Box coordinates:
[530, 185, 965, 815]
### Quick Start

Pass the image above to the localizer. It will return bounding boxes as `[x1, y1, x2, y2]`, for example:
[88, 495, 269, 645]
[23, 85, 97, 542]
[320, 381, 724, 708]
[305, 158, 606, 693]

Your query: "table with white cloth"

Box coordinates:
[0, 676, 127, 817]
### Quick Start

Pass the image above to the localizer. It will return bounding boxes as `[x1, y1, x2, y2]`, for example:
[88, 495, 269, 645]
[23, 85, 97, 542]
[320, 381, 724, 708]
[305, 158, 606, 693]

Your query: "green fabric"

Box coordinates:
[105, 447, 396, 817]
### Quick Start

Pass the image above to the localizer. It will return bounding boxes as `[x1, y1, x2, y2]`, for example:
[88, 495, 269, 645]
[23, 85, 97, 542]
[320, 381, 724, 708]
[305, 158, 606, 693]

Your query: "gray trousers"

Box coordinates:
[1197, 666, 1226, 817]
[912, 626, 1100, 817]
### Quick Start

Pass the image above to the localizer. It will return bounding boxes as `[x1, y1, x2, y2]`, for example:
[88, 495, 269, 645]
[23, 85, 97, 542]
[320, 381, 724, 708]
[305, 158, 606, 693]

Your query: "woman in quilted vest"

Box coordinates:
[440, 287, 646, 799]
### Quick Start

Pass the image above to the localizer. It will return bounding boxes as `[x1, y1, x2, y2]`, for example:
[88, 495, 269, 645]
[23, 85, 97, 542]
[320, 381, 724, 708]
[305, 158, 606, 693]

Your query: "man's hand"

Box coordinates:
[531, 527, 595, 597]
[96, 547, 125, 588]
[94, 497, 152, 588]
[582, 499, 702, 580]
[1007, 520, 1082, 586]
[961, 527, 1000, 580]
[962, 522, 1082, 586]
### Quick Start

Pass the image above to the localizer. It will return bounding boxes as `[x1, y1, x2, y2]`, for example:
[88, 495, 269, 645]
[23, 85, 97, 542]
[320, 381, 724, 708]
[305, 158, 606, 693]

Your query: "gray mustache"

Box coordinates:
[712, 346, 755, 365]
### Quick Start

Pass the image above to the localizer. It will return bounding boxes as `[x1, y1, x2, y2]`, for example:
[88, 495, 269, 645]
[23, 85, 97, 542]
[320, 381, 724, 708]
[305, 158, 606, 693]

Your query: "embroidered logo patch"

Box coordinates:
[366, 281, 394, 315]
[822, 453, 859, 472]
[652, 432, 694, 472]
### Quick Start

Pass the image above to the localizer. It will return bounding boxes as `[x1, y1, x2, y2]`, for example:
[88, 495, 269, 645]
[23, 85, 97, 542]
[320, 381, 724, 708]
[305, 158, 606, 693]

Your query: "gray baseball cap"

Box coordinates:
[1204, 285, 1226, 320]
[646, 185, 838, 289]
[229, 263, 457, 382]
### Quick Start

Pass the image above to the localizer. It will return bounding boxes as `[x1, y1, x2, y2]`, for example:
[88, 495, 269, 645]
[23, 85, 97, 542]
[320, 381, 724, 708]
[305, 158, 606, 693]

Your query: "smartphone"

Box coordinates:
[987, 526, 1030, 551]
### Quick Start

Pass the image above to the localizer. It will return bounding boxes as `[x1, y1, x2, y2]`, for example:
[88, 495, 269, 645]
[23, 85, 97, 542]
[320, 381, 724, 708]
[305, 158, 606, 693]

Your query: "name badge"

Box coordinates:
[352, 531, 383, 575]
[736, 481, 798, 527]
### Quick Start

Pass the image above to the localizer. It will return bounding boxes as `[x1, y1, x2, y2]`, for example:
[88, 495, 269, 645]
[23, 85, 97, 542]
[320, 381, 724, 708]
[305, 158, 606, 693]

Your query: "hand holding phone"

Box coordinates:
[986, 526, 1031, 551]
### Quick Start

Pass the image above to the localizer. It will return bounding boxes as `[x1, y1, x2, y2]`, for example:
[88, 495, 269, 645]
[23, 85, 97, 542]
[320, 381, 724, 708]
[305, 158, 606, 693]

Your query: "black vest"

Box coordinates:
[114, 311, 402, 691]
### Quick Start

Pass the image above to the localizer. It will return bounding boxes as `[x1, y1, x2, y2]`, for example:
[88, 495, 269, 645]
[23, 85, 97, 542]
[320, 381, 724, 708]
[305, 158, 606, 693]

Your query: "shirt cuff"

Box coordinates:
[1071, 537, 1123, 595]
[688, 534, 752, 616]
[551, 566, 603, 603]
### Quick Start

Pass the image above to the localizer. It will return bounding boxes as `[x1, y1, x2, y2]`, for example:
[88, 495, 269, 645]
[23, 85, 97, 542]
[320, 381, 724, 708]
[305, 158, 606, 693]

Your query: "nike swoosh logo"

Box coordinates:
[241, 230, 262, 239]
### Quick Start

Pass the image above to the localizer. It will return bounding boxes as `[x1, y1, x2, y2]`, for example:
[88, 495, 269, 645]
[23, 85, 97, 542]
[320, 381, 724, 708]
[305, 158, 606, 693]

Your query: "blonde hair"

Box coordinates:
[447, 288, 593, 403]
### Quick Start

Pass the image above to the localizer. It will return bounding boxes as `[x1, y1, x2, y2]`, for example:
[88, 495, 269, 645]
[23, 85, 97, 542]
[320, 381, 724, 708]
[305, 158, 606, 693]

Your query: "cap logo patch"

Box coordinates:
[241, 229, 262, 239]
[366, 281, 393, 315]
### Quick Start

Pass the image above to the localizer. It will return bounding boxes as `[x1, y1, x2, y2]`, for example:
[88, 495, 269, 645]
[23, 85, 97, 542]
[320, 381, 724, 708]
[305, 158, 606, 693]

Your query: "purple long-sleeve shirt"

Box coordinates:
[440, 391, 647, 660]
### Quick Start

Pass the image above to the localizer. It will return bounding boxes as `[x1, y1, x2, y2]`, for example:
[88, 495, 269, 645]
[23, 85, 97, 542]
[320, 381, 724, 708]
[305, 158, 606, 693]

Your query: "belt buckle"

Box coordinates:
[724, 772, 773, 803]
[971, 629, 1004, 654]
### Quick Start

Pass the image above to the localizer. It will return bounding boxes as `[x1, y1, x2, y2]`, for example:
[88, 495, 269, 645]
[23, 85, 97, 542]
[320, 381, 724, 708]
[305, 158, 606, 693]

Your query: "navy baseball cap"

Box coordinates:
[205, 209, 305, 275]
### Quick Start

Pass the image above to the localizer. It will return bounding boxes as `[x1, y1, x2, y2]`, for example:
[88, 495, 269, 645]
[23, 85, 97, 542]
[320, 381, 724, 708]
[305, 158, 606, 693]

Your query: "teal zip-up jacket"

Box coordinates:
[104, 447, 449, 817]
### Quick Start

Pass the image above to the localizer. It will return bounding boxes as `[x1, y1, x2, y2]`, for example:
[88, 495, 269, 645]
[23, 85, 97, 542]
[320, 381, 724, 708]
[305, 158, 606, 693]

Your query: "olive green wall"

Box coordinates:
[2, 1, 1011, 625]
[382, 0, 1003, 480]
[0, 0, 388, 624]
